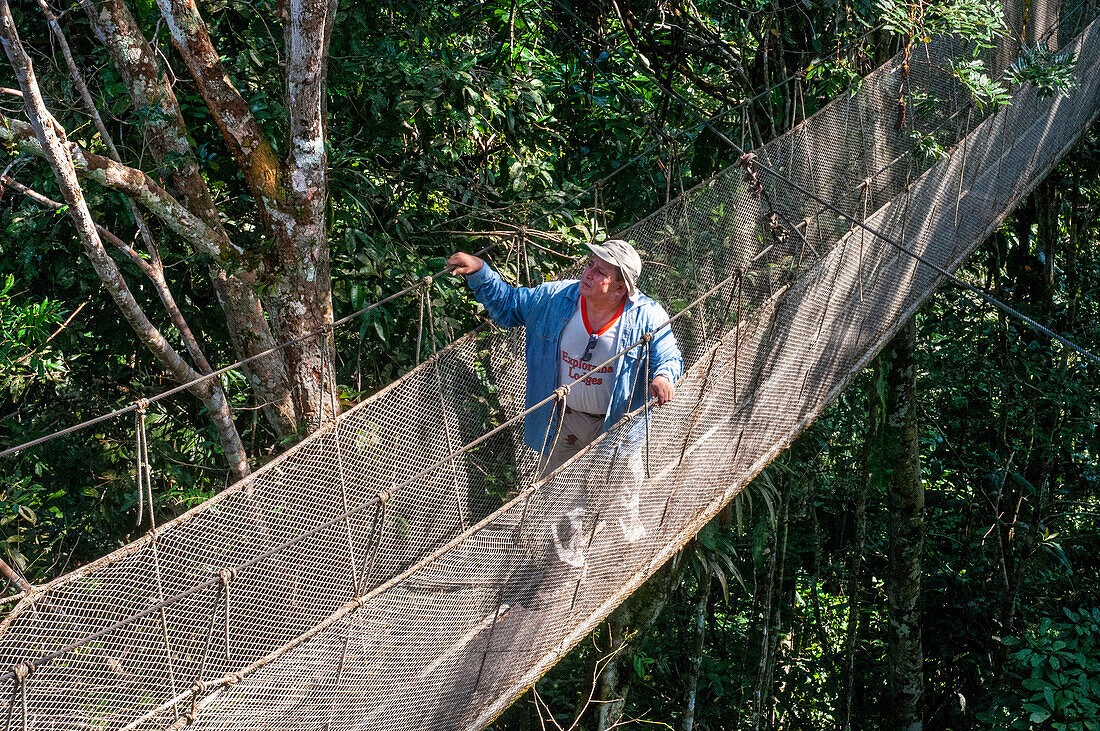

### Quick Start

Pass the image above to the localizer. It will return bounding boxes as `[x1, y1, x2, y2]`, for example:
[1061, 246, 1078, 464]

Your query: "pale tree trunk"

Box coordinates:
[751, 490, 789, 731]
[80, 0, 297, 438]
[0, 1, 249, 480]
[838, 361, 882, 731]
[155, 0, 337, 428]
[587, 556, 686, 730]
[884, 317, 924, 731]
[681, 571, 711, 731]
[277, 0, 337, 425]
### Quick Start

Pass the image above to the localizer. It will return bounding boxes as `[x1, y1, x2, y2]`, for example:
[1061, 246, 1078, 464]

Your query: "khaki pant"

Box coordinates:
[540, 406, 605, 477]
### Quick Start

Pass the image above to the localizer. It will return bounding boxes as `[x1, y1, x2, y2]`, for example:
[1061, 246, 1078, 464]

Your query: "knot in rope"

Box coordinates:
[377, 489, 393, 504]
[354, 596, 367, 608]
[190, 679, 207, 695]
[135, 398, 149, 414]
[10, 661, 32, 684]
[421, 275, 433, 287]
[554, 385, 570, 400]
[738, 153, 765, 197]
[516, 225, 528, 238]
[766, 212, 789, 244]
[226, 672, 243, 686]
[641, 332, 653, 344]
[218, 567, 236, 587]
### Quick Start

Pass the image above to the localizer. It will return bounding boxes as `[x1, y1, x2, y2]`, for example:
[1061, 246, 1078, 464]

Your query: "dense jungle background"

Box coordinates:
[1, 0, 1098, 728]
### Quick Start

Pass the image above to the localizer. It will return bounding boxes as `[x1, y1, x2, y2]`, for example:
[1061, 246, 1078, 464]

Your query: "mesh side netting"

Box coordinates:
[3, 4, 1098, 727]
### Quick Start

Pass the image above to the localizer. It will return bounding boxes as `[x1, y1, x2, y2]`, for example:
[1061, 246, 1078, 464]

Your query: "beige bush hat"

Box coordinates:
[586, 239, 642, 297]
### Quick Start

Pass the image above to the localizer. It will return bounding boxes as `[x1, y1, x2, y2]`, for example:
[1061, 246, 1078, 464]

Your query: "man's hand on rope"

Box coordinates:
[650, 375, 675, 405]
[447, 252, 485, 276]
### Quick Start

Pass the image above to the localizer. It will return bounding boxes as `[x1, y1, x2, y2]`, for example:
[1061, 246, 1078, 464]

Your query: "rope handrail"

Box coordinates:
[0, 266, 742, 683]
[0, 15, 884, 463]
[555, 0, 1100, 368]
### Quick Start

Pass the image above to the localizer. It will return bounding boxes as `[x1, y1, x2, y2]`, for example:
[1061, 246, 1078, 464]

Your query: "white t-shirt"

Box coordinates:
[558, 297, 623, 415]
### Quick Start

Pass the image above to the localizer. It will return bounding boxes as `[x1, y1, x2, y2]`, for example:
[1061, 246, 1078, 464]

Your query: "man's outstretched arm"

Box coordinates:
[447, 252, 537, 328]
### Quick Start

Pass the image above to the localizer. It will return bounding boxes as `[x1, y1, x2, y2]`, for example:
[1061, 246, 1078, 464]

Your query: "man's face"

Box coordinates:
[579, 256, 626, 300]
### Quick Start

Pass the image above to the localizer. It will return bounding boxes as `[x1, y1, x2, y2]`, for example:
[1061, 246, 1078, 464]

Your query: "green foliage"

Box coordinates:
[1006, 43, 1079, 98]
[909, 128, 952, 161]
[878, 0, 1006, 45]
[686, 517, 746, 604]
[949, 57, 1012, 111]
[980, 609, 1100, 730]
[0, 273, 66, 398]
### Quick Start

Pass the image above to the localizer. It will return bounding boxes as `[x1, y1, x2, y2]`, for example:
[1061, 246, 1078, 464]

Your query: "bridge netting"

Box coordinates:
[2, 1, 1097, 727]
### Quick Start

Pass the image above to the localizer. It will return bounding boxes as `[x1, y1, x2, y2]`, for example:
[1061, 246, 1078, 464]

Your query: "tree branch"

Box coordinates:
[38, 0, 163, 270]
[0, 556, 31, 594]
[0, 3, 248, 479]
[0, 114, 244, 265]
[2, 174, 213, 374]
[154, 0, 284, 205]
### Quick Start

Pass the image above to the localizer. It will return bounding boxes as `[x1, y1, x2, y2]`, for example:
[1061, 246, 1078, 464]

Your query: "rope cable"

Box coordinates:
[0, 5, 883, 462]
[555, 0, 1100, 366]
[764, 162, 1100, 365]
[0, 244, 496, 460]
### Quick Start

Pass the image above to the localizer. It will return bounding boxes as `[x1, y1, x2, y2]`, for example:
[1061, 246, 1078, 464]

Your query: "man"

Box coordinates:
[448, 239, 683, 475]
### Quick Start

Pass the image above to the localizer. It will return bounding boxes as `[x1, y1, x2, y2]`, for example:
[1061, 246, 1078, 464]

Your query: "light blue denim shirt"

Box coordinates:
[466, 264, 684, 453]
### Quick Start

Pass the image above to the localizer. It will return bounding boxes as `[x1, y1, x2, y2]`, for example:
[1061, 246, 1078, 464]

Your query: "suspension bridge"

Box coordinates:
[1, 0, 1098, 727]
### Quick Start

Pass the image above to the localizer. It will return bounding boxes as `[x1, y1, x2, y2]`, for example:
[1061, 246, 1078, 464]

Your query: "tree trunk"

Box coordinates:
[681, 573, 711, 731]
[82, 0, 298, 438]
[0, 0, 249, 480]
[838, 361, 882, 731]
[155, 0, 338, 429]
[996, 177, 1060, 639]
[751, 484, 789, 731]
[589, 555, 686, 730]
[884, 317, 924, 731]
[274, 0, 338, 427]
